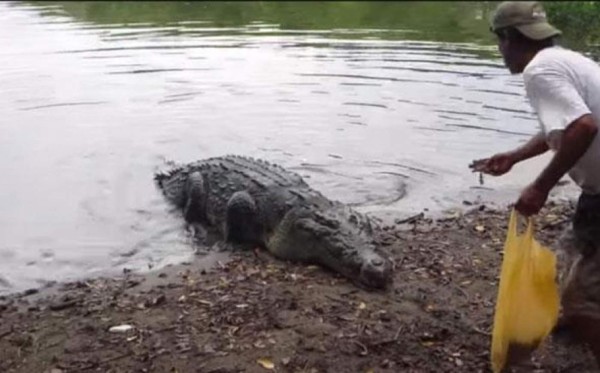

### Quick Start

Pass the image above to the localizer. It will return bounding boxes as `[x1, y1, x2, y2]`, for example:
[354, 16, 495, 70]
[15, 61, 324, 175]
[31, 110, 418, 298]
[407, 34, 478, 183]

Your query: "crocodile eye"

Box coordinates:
[323, 219, 339, 229]
[294, 218, 318, 233]
[294, 219, 310, 231]
[294, 218, 331, 237]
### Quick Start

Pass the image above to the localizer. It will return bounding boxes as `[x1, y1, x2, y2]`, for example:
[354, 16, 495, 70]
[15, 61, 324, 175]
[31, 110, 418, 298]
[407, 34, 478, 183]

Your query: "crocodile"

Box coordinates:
[154, 155, 393, 289]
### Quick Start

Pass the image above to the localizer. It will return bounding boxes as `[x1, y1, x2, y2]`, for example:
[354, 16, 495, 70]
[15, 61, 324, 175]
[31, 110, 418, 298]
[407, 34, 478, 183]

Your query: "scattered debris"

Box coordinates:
[49, 300, 78, 311]
[108, 325, 134, 333]
[0, 201, 595, 373]
[395, 212, 425, 225]
[256, 357, 275, 370]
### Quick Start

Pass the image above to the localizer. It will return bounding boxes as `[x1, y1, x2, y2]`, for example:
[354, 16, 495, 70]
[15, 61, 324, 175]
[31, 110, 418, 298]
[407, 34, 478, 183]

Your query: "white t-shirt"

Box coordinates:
[523, 46, 600, 194]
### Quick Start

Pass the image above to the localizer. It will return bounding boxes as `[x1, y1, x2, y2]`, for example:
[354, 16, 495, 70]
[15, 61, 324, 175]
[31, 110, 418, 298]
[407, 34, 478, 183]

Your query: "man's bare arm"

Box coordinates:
[510, 131, 549, 163]
[533, 114, 598, 193]
[470, 131, 549, 175]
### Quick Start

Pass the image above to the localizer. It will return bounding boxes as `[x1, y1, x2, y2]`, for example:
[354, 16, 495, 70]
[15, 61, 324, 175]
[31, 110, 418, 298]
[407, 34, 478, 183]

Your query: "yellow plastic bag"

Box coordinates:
[491, 209, 560, 373]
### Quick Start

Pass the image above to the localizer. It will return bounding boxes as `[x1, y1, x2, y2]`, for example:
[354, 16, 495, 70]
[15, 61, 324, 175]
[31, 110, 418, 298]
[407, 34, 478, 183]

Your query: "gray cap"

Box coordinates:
[491, 1, 562, 40]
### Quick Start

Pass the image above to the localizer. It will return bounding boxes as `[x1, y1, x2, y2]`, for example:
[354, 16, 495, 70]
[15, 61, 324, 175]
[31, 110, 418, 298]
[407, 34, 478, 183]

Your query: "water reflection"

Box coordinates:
[0, 1, 558, 294]
[28, 1, 496, 43]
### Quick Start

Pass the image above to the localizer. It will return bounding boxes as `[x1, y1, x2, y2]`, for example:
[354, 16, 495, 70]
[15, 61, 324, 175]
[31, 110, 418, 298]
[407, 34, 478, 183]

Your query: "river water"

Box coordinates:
[0, 2, 577, 293]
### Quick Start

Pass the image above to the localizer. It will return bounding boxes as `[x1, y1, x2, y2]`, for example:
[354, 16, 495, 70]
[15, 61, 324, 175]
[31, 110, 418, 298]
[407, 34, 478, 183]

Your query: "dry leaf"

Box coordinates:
[257, 357, 275, 370]
[108, 325, 134, 333]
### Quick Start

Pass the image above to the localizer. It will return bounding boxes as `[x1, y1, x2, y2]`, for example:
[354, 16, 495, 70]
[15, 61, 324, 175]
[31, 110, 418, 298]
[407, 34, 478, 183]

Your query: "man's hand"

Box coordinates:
[515, 183, 549, 217]
[469, 132, 549, 177]
[469, 152, 516, 176]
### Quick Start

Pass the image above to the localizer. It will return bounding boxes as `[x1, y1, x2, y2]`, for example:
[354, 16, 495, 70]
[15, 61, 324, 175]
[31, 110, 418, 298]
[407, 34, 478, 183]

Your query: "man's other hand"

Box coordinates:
[469, 152, 516, 176]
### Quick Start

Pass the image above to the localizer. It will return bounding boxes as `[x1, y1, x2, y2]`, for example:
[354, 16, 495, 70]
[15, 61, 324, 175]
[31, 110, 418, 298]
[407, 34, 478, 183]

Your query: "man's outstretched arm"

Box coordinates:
[470, 131, 549, 176]
[534, 114, 597, 193]
[516, 114, 598, 216]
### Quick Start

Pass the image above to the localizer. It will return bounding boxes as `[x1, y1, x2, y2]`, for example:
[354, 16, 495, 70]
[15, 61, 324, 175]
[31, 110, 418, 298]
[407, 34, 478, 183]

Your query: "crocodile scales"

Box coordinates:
[154, 155, 393, 289]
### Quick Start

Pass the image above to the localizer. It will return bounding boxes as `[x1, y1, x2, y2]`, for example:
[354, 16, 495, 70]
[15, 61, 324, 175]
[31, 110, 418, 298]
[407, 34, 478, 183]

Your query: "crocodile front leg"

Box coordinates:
[225, 191, 263, 249]
[183, 171, 206, 223]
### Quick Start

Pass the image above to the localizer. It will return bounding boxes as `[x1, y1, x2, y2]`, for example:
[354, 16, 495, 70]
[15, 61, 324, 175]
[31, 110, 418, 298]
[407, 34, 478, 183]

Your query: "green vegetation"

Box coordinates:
[22, 1, 600, 57]
[544, 1, 600, 56]
[29, 1, 496, 44]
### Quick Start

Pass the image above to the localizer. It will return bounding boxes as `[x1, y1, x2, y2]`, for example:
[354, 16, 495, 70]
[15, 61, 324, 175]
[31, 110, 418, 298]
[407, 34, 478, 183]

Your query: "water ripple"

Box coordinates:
[20, 101, 108, 111]
[0, 1, 542, 294]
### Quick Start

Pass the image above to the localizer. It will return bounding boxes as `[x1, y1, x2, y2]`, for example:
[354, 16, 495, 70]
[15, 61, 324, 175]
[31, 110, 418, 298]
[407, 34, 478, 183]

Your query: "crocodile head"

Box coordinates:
[279, 206, 393, 289]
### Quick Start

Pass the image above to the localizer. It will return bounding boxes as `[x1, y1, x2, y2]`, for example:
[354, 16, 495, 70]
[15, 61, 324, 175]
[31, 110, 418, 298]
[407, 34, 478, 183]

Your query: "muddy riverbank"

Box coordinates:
[1, 200, 597, 373]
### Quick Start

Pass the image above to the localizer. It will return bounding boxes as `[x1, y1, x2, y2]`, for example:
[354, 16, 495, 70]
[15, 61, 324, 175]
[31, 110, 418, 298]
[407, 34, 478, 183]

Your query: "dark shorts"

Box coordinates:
[559, 193, 600, 324]
[573, 193, 600, 256]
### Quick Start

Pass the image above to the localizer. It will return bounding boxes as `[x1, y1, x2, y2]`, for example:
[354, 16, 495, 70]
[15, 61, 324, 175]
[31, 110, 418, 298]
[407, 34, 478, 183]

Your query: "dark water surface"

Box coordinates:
[0, 1, 569, 293]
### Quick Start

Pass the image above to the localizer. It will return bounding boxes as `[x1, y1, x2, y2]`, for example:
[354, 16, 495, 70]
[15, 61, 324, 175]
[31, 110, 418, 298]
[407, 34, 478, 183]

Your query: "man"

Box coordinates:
[469, 0, 600, 364]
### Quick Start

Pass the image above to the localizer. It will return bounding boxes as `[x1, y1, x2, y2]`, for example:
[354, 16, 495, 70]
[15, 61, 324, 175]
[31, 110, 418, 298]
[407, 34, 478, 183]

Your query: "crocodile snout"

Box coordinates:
[360, 257, 393, 289]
